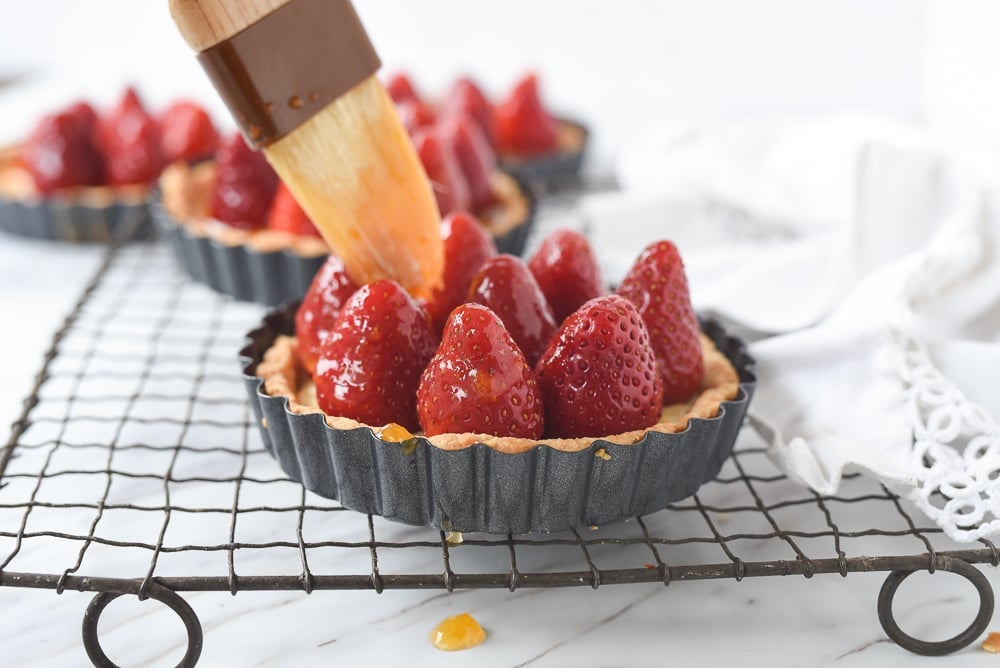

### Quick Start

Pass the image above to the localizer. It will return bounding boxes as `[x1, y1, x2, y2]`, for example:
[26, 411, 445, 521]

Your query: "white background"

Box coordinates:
[1, 2, 1000, 666]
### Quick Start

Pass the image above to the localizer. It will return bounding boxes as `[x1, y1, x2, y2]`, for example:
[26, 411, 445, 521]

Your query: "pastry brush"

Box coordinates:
[169, 0, 443, 296]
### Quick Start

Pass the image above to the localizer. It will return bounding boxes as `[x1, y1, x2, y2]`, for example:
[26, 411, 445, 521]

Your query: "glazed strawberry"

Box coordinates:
[98, 87, 165, 186]
[418, 303, 543, 438]
[535, 295, 663, 439]
[468, 255, 557, 366]
[422, 211, 497, 334]
[295, 255, 359, 374]
[22, 109, 104, 194]
[439, 114, 496, 210]
[396, 98, 436, 136]
[386, 72, 419, 103]
[413, 127, 469, 216]
[616, 241, 703, 404]
[315, 280, 437, 431]
[210, 132, 278, 229]
[439, 77, 496, 148]
[159, 100, 219, 164]
[267, 182, 321, 238]
[494, 74, 558, 156]
[527, 229, 605, 322]
[66, 101, 99, 138]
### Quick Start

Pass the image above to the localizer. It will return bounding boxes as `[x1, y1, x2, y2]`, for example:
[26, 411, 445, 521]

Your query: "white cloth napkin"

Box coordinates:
[582, 114, 1000, 542]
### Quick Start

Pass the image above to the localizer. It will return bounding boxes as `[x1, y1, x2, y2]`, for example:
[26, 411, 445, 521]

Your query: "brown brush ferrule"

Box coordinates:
[195, 0, 381, 148]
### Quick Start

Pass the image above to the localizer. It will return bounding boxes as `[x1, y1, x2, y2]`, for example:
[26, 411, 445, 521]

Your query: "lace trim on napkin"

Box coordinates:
[890, 328, 1000, 542]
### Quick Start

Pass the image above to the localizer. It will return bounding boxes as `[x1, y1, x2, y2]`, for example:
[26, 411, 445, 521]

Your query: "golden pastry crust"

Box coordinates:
[159, 161, 530, 256]
[0, 145, 149, 206]
[255, 332, 741, 455]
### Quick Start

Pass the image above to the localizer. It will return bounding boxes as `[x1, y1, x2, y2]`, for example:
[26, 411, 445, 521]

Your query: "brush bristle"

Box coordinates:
[265, 76, 443, 297]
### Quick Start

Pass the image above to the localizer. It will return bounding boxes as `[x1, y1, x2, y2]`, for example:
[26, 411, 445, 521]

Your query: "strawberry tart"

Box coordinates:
[242, 228, 755, 533]
[388, 71, 588, 189]
[155, 119, 536, 305]
[0, 88, 214, 242]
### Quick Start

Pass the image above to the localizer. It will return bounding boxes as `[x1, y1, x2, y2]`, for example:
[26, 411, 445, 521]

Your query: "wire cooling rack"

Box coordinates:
[1, 229, 997, 667]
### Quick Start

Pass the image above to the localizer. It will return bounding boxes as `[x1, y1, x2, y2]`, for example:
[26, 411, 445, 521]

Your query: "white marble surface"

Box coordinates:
[0, 208, 999, 668]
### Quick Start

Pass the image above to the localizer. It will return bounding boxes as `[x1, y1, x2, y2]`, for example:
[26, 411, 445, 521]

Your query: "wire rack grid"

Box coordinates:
[0, 222, 997, 667]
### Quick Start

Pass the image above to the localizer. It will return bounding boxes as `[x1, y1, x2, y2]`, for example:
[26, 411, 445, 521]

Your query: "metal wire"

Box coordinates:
[1, 240, 998, 602]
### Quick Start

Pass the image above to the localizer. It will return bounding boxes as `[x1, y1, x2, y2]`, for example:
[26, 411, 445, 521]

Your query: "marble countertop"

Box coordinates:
[0, 214, 998, 668]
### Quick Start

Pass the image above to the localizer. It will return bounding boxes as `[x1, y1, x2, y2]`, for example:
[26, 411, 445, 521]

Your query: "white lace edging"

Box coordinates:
[888, 327, 1000, 542]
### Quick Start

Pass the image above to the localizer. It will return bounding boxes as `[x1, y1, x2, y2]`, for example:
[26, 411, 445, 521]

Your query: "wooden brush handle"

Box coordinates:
[169, 0, 290, 52]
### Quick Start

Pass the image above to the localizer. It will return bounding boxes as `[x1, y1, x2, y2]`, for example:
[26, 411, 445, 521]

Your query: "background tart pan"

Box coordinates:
[153, 171, 537, 306]
[0, 193, 151, 243]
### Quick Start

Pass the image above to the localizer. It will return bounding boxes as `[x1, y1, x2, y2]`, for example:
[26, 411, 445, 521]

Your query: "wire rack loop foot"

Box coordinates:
[81, 581, 203, 668]
[877, 556, 994, 656]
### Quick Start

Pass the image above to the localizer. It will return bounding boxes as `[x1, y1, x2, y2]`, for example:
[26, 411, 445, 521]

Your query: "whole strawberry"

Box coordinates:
[439, 114, 496, 210]
[210, 132, 278, 229]
[98, 87, 165, 186]
[527, 229, 605, 322]
[535, 295, 663, 439]
[385, 72, 419, 104]
[468, 255, 557, 366]
[295, 255, 359, 374]
[422, 211, 497, 334]
[418, 303, 543, 438]
[159, 100, 219, 164]
[315, 280, 437, 431]
[616, 241, 703, 404]
[22, 107, 104, 194]
[439, 77, 496, 148]
[267, 182, 321, 238]
[494, 73, 558, 156]
[413, 126, 469, 216]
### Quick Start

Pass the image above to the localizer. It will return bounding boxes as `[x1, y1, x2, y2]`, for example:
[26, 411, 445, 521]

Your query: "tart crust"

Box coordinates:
[255, 332, 741, 455]
[159, 160, 531, 256]
[0, 146, 149, 206]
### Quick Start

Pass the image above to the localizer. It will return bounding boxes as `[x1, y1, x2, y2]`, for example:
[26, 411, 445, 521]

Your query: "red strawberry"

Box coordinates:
[160, 100, 219, 164]
[315, 280, 437, 431]
[98, 87, 165, 186]
[267, 182, 321, 238]
[413, 126, 469, 216]
[616, 241, 703, 404]
[439, 77, 496, 148]
[396, 98, 436, 136]
[422, 211, 497, 334]
[418, 303, 543, 438]
[22, 107, 104, 194]
[494, 73, 558, 156]
[439, 114, 496, 210]
[66, 101, 99, 138]
[527, 229, 605, 322]
[295, 255, 359, 374]
[535, 295, 663, 439]
[210, 132, 278, 229]
[386, 72, 419, 103]
[468, 255, 557, 366]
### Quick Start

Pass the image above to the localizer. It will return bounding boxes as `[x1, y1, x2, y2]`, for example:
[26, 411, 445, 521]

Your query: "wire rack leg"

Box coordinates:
[877, 556, 994, 656]
[81, 581, 203, 668]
